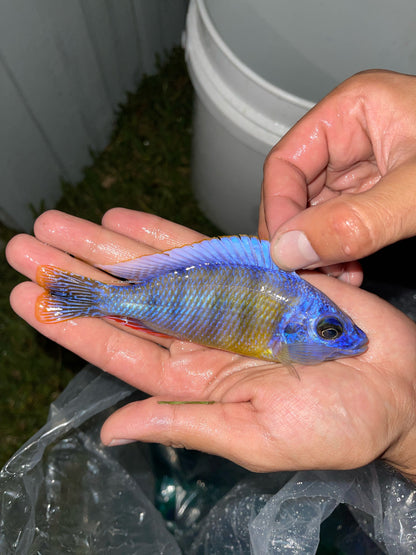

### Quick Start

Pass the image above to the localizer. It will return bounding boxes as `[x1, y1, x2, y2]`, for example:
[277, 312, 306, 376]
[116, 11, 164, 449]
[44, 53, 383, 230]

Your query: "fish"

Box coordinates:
[35, 235, 368, 366]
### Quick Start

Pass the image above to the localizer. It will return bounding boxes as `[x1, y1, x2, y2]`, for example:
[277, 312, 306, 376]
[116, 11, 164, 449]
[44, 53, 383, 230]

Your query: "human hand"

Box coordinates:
[259, 70, 416, 284]
[6, 209, 416, 481]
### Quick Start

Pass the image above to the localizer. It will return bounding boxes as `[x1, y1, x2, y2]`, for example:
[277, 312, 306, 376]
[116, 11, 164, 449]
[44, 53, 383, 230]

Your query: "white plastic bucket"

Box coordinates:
[184, 0, 416, 234]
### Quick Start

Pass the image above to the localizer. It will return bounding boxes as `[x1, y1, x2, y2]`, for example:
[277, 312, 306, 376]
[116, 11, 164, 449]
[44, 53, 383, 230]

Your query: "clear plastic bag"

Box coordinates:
[0, 367, 181, 554]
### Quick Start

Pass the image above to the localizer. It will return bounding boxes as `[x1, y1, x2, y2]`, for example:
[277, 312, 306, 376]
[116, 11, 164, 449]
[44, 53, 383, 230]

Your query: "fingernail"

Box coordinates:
[338, 271, 351, 284]
[272, 231, 319, 270]
[107, 438, 135, 447]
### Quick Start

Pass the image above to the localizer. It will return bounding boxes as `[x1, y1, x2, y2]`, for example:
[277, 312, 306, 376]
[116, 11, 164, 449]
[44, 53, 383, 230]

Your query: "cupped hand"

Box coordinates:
[259, 70, 416, 283]
[6, 209, 416, 480]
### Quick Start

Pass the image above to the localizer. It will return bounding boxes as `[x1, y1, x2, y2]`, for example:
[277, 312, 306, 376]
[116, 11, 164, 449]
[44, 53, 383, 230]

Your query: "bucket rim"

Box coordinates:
[195, 0, 314, 111]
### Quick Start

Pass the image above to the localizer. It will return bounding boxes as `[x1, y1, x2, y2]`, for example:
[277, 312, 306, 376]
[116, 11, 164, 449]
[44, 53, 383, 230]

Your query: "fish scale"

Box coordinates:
[110, 264, 295, 360]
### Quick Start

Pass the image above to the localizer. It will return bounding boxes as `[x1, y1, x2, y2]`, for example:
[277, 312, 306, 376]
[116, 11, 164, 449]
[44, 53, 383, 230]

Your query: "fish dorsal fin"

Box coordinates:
[97, 235, 276, 281]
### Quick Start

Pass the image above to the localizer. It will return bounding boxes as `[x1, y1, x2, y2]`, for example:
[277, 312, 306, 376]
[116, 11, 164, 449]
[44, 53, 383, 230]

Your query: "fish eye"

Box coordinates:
[316, 316, 344, 340]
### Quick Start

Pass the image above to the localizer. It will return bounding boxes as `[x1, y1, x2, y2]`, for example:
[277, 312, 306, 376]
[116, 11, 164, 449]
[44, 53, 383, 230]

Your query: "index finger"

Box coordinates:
[32, 209, 206, 268]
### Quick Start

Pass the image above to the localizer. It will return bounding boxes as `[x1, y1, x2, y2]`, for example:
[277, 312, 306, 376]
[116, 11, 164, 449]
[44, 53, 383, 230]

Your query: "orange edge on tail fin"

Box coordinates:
[36, 265, 61, 289]
[36, 266, 64, 323]
[35, 291, 60, 323]
[34, 265, 102, 323]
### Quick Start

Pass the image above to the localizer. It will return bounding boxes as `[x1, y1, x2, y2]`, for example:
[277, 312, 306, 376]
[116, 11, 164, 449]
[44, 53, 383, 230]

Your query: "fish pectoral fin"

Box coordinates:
[274, 345, 299, 379]
[106, 316, 172, 339]
[280, 343, 332, 366]
[269, 339, 299, 379]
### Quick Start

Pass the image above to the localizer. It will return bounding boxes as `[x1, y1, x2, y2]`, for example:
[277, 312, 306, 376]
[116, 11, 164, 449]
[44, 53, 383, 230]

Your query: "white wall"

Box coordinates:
[0, 0, 188, 230]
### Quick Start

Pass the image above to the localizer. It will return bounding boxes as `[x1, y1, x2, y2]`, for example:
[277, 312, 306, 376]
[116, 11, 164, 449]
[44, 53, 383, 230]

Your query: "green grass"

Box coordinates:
[0, 47, 220, 468]
[55, 49, 220, 232]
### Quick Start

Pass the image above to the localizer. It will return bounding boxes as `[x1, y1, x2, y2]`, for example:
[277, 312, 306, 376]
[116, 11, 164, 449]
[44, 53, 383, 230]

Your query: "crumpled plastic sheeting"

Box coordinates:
[1, 366, 415, 554]
[250, 465, 416, 554]
[0, 367, 181, 554]
[189, 465, 416, 554]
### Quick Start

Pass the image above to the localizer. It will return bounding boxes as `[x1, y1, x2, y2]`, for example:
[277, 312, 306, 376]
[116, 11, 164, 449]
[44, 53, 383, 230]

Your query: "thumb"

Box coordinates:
[100, 397, 273, 471]
[271, 162, 416, 270]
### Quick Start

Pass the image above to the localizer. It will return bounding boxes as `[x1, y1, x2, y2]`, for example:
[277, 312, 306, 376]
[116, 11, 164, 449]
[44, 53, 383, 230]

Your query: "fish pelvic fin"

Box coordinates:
[271, 343, 300, 380]
[35, 266, 105, 323]
[270, 334, 302, 379]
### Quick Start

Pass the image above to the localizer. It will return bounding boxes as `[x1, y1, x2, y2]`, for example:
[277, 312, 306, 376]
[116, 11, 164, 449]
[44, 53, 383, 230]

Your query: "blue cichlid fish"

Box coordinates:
[35, 236, 368, 365]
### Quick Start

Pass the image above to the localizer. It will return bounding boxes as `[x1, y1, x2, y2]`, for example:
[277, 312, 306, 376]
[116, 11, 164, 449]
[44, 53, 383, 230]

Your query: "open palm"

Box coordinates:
[6, 209, 416, 480]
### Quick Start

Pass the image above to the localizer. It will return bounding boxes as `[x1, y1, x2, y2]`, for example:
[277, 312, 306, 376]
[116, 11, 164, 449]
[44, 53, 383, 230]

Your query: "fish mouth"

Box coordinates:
[358, 338, 369, 353]
[348, 327, 369, 356]
[330, 337, 369, 360]
[355, 330, 369, 354]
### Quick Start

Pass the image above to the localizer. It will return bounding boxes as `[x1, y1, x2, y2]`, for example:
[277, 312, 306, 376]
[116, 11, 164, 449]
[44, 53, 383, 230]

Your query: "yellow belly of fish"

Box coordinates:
[139, 266, 285, 361]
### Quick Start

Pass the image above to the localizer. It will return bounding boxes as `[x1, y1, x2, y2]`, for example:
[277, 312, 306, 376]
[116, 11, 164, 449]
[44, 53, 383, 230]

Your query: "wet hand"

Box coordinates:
[6, 209, 416, 481]
[259, 70, 416, 284]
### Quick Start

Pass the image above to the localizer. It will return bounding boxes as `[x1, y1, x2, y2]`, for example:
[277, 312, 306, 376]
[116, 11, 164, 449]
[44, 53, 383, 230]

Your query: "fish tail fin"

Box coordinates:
[36, 265, 105, 323]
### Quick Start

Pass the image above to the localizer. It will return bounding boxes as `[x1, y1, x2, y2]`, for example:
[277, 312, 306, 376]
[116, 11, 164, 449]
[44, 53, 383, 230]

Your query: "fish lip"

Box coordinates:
[357, 340, 369, 355]
[356, 335, 369, 353]
[324, 332, 368, 360]
[351, 328, 369, 355]
[332, 338, 369, 359]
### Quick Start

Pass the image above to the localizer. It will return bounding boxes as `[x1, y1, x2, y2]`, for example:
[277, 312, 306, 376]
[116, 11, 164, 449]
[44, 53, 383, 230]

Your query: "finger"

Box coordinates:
[6, 234, 110, 282]
[101, 208, 206, 249]
[320, 260, 363, 286]
[33, 210, 156, 265]
[100, 397, 272, 472]
[258, 194, 268, 239]
[261, 201, 364, 285]
[270, 161, 416, 270]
